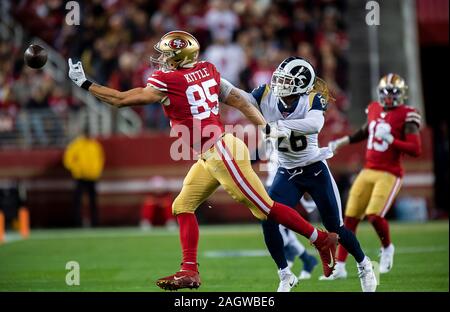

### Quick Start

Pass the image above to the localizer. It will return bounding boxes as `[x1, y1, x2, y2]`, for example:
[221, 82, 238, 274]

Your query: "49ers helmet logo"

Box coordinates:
[169, 38, 187, 49]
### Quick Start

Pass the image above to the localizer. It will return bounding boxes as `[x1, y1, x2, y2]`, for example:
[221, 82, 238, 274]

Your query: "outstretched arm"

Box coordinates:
[348, 122, 369, 143]
[67, 58, 165, 107]
[224, 89, 267, 126]
[328, 122, 368, 152]
[88, 84, 165, 108]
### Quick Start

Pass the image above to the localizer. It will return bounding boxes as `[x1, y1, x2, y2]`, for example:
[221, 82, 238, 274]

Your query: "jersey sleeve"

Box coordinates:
[366, 101, 379, 115]
[308, 92, 328, 112]
[405, 108, 422, 128]
[147, 71, 168, 92]
[250, 84, 270, 106]
[278, 110, 325, 135]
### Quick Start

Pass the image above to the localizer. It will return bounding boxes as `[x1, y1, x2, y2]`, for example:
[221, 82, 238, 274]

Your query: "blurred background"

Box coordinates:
[0, 0, 448, 228]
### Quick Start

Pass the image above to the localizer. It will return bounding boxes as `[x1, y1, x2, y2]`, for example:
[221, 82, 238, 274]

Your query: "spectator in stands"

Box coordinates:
[205, 0, 240, 43]
[297, 42, 318, 68]
[150, 0, 180, 34]
[140, 176, 176, 230]
[63, 128, 105, 227]
[6, 0, 351, 140]
[15, 68, 63, 146]
[0, 72, 18, 136]
[203, 36, 246, 85]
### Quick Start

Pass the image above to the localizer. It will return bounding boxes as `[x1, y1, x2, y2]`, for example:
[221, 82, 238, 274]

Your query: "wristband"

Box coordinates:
[81, 80, 93, 90]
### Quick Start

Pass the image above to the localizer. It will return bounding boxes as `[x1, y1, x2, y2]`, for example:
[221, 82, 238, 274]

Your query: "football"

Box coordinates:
[24, 44, 47, 69]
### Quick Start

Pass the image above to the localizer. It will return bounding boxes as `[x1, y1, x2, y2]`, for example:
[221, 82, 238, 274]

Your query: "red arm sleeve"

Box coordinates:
[391, 133, 422, 157]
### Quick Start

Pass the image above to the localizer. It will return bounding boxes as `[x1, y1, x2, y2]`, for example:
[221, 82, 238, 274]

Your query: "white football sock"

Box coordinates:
[358, 256, 371, 267]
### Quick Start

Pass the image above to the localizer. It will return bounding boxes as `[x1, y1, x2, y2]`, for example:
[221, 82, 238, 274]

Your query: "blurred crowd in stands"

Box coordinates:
[1, 0, 352, 145]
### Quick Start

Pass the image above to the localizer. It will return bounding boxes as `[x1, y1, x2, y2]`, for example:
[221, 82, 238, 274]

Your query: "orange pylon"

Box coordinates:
[18, 207, 30, 239]
[0, 211, 4, 244]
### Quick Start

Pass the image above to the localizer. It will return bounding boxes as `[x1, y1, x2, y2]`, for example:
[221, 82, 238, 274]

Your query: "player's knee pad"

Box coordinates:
[251, 208, 268, 221]
[172, 195, 196, 216]
[232, 193, 267, 220]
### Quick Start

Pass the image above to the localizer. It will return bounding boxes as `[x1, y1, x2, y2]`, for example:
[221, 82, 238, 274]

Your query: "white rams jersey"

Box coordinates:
[264, 138, 278, 187]
[251, 84, 333, 169]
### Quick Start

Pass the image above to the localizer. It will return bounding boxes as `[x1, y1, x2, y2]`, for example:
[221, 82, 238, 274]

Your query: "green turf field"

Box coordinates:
[0, 221, 448, 292]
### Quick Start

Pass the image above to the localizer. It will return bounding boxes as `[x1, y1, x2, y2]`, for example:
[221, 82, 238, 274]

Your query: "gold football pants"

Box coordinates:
[172, 133, 274, 220]
[345, 168, 402, 219]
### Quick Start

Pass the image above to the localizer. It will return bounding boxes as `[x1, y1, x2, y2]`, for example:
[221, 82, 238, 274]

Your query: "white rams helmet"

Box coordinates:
[271, 57, 316, 98]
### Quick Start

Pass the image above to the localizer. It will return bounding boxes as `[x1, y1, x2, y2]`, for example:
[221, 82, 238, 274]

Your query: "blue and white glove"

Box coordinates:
[374, 123, 394, 144]
[68, 58, 91, 90]
[264, 121, 291, 139]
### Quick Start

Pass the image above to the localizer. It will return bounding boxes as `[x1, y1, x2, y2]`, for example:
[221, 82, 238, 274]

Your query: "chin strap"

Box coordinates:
[279, 97, 288, 109]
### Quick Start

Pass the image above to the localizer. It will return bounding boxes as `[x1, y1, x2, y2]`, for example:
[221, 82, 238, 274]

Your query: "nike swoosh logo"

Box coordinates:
[314, 170, 322, 176]
[173, 276, 186, 281]
[328, 250, 335, 268]
[289, 279, 296, 287]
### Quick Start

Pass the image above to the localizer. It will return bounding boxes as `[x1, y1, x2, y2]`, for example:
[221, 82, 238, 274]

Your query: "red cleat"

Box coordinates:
[312, 231, 339, 277]
[156, 270, 201, 291]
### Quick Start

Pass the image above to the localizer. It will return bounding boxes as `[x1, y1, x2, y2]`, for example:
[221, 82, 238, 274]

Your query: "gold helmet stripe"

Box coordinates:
[387, 73, 394, 85]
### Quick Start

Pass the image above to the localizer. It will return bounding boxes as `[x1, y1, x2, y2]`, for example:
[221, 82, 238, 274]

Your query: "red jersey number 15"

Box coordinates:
[367, 120, 392, 152]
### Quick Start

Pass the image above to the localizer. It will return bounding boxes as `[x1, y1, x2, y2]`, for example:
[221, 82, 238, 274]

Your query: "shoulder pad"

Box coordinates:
[251, 84, 270, 106]
[405, 108, 422, 127]
[366, 101, 379, 114]
[308, 92, 328, 111]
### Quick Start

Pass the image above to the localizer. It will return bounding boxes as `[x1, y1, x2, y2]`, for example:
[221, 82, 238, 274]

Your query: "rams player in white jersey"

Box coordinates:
[221, 57, 377, 292]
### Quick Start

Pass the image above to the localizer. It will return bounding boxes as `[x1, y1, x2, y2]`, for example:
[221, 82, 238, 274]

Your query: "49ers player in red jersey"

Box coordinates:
[327, 73, 422, 279]
[67, 30, 338, 290]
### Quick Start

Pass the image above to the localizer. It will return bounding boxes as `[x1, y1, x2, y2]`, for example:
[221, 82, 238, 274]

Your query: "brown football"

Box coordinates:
[24, 44, 48, 69]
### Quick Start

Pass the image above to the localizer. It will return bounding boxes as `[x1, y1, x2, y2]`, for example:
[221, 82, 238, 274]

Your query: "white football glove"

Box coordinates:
[68, 58, 87, 87]
[328, 136, 350, 153]
[264, 121, 291, 139]
[374, 123, 394, 144]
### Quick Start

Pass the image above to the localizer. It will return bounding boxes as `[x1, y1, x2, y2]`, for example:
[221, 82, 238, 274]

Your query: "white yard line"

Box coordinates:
[204, 246, 449, 258]
[1, 223, 447, 253]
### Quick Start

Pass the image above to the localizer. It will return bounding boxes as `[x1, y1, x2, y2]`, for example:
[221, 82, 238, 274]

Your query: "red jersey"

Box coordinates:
[147, 61, 224, 152]
[365, 101, 419, 177]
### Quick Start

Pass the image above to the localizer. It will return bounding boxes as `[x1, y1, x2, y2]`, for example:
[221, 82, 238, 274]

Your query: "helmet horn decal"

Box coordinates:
[271, 57, 316, 98]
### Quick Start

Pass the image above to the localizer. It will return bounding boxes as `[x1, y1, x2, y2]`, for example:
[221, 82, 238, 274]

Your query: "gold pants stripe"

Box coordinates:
[216, 139, 272, 214]
[380, 177, 402, 217]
